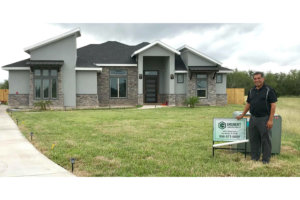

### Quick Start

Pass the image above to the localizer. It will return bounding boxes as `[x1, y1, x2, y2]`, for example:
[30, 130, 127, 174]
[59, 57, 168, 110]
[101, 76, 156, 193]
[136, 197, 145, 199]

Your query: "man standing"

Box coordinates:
[236, 72, 277, 164]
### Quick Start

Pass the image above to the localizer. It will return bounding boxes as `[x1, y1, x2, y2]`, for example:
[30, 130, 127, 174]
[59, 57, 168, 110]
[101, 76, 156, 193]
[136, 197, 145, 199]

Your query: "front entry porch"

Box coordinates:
[138, 56, 175, 105]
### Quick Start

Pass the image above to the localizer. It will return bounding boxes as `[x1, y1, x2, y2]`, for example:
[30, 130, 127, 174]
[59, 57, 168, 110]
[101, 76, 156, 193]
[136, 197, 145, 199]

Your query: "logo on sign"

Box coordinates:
[218, 121, 226, 129]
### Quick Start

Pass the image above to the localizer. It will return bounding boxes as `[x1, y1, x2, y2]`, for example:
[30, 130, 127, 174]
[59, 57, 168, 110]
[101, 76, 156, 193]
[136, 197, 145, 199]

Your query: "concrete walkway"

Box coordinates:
[0, 105, 74, 177]
[138, 105, 167, 109]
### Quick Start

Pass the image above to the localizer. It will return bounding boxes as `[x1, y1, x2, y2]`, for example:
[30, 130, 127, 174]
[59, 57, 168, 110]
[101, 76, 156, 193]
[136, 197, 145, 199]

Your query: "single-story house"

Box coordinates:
[2, 28, 232, 108]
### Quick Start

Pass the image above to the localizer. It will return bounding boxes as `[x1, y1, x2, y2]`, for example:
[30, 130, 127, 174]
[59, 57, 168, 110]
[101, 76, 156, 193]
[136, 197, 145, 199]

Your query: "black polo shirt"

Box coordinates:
[246, 84, 277, 117]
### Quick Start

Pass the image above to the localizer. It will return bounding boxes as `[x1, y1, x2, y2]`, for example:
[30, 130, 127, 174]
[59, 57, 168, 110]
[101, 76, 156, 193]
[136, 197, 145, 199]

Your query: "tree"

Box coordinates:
[0, 80, 9, 89]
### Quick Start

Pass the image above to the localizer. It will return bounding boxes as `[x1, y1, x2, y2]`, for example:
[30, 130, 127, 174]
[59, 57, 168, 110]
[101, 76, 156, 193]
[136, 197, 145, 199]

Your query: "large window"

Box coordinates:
[197, 74, 208, 98]
[110, 69, 127, 98]
[34, 69, 58, 99]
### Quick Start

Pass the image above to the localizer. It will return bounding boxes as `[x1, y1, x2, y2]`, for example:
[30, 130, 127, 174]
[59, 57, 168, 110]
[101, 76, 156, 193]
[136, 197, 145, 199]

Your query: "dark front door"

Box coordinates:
[144, 71, 159, 103]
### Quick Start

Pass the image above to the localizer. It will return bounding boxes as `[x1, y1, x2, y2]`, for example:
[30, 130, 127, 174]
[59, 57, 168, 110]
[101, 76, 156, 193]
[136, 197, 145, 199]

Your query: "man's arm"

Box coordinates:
[266, 103, 276, 129]
[236, 103, 250, 120]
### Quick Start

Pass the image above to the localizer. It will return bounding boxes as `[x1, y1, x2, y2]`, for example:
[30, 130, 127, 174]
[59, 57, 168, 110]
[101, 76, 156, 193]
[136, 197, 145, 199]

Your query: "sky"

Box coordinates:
[1, 22, 300, 83]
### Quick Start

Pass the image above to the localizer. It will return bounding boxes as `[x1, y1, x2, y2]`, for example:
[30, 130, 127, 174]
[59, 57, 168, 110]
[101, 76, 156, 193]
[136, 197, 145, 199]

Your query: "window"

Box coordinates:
[145, 71, 158, 76]
[216, 74, 223, 83]
[110, 69, 127, 98]
[177, 74, 184, 83]
[197, 74, 208, 98]
[34, 69, 58, 99]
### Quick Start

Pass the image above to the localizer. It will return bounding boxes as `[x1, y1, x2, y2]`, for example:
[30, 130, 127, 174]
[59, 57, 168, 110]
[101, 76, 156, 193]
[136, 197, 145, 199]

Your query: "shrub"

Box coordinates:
[185, 96, 199, 108]
[34, 100, 52, 110]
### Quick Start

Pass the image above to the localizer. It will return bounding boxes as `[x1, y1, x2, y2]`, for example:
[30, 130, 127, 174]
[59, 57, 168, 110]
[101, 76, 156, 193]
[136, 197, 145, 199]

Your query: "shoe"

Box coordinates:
[262, 160, 269, 164]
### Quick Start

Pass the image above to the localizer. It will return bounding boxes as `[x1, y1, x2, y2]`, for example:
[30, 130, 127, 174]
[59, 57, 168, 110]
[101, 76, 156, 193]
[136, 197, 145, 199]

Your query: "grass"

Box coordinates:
[12, 97, 300, 177]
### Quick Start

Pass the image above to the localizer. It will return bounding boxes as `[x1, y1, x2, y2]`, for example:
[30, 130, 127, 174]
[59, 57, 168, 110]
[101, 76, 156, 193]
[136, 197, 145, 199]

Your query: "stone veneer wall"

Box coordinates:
[216, 94, 227, 106]
[8, 94, 29, 107]
[76, 94, 98, 107]
[175, 94, 187, 106]
[187, 72, 216, 106]
[29, 70, 64, 108]
[156, 94, 175, 105]
[98, 66, 138, 106]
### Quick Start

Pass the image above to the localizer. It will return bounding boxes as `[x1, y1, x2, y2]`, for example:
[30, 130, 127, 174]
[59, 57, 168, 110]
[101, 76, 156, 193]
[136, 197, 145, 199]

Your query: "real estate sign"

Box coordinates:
[213, 118, 247, 142]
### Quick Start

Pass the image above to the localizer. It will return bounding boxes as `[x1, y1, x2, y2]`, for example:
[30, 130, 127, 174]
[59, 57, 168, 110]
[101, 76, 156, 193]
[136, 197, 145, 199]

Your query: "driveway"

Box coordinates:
[0, 105, 74, 177]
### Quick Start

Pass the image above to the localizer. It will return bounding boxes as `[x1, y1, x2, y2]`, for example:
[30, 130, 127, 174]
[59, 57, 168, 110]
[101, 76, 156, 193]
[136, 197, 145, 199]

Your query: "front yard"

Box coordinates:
[12, 97, 300, 176]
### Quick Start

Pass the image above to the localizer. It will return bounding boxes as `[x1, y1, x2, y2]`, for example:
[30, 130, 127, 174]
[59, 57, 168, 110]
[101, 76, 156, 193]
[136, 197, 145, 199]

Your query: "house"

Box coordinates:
[1, 28, 232, 108]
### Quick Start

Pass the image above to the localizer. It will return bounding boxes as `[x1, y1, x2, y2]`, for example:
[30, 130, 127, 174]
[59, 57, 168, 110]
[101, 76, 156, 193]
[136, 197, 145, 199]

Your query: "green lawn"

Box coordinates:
[12, 97, 300, 176]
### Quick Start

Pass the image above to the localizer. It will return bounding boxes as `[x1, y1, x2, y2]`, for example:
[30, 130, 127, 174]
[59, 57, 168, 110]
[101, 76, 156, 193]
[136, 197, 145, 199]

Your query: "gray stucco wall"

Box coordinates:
[175, 73, 187, 94]
[76, 71, 97, 94]
[8, 70, 30, 94]
[187, 51, 216, 66]
[216, 73, 227, 94]
[30, 35, 77, 107]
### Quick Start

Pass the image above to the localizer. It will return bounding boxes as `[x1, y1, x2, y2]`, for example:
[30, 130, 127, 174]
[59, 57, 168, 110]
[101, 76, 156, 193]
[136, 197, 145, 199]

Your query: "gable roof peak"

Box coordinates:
[177, 44, 222, 65]
[131, 40, 180, 57]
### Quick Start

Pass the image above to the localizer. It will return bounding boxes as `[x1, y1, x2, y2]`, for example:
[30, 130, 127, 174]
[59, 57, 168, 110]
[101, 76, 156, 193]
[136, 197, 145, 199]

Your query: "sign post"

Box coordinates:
[212, 118, 248, 158]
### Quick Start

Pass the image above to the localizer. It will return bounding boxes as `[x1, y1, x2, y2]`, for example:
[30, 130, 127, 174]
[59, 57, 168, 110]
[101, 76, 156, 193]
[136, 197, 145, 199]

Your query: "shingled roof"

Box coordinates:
[2, 58, 30, 68]
[76, 41, 150, 67]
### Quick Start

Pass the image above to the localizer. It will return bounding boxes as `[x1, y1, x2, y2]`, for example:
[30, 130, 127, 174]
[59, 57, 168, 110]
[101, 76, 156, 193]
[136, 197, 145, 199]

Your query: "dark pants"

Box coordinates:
[249, 116, 272, 162]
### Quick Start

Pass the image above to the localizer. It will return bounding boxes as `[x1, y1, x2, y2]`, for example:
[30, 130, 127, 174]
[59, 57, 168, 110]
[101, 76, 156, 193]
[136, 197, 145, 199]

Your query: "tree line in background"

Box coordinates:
[0, 80, 8, 89]
[227, 69, 300, 96]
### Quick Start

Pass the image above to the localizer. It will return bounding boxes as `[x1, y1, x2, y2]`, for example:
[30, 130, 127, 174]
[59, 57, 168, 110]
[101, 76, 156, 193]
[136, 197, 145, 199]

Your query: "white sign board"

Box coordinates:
[213, 118, 247, 142]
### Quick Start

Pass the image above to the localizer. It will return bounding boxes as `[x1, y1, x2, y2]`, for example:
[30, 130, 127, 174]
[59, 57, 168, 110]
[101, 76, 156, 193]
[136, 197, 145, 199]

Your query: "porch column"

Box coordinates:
[168, 54, 175, 106]
[137, 55, 143, 105]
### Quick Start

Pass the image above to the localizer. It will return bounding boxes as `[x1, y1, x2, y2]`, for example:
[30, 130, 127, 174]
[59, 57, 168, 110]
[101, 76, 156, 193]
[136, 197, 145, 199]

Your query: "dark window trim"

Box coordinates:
[216, 74, 223, 83]
[177, 74, 184, 83]
[109, 69, 128, 99]
[196, 73, 208, 99]
[33, 68, 58, 100]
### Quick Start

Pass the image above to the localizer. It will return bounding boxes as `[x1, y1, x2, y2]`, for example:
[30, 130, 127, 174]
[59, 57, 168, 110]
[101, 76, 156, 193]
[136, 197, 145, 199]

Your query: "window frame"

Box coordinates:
[33, 68, 58, 100]
[109, 69, 128, 99]
[177, 74, 184, 83]
[216, 74, 223, 83]
[196, 73, 208, 99]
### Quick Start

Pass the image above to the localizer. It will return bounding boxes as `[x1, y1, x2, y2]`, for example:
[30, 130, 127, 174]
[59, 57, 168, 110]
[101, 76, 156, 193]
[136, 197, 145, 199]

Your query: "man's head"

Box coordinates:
[253, 72, 265, 88]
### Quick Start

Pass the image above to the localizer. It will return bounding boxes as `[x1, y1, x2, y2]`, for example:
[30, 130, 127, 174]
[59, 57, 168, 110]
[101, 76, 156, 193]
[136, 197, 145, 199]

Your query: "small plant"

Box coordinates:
[34, 100, 52, 110]
[185, 96, 199, 108]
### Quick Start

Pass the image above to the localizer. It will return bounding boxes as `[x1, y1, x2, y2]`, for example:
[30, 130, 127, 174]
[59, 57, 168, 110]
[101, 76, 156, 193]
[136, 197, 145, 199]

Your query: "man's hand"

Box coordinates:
[236, 114, 244, 120]
[266, 120, 273, 130]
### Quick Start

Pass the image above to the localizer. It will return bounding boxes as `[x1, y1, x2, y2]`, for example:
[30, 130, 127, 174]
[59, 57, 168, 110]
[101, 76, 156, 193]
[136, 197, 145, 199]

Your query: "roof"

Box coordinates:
[189, 66, 220, 72]
[131, 41, 181, 57]
[178, 45, 222, 65]
[175, 54, 187, 71]
[2, 59, 29, 68]
[24, 28, 81, 54]
[217, 66, 233, 73]
[189, 66, 233, 73]
[26, 60, 64, 66]
[76, 41, 149, 67]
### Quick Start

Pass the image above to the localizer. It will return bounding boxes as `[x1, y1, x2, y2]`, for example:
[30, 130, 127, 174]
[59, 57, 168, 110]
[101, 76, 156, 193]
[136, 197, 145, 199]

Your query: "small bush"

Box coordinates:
[185, 96, 199, 108]
[34, 100, 52, 110]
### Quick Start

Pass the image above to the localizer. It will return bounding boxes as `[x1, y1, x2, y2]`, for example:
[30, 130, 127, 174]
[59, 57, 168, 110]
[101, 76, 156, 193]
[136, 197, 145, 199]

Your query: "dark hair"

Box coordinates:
[253, 71, 264, 78]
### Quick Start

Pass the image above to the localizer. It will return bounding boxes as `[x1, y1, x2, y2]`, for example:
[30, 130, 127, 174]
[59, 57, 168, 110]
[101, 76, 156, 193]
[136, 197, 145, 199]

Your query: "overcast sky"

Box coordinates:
[1, 23, 300, 83]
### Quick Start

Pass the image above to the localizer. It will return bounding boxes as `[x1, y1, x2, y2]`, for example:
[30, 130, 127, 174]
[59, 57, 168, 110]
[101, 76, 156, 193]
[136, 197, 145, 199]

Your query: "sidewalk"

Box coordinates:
[0, 105, 74, 177]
